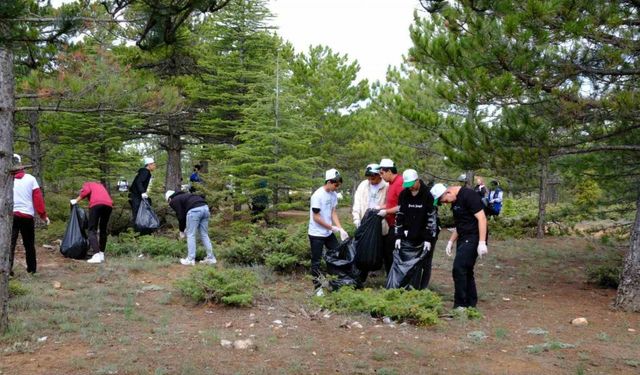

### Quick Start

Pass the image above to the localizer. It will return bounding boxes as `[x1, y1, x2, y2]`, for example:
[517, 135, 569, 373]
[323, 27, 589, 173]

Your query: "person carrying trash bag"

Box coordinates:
[308, 168, 349, 296]
[9, 154, 50, 275]
[386, 169, 440, 289]
[61, 204, 90, 260]
[166, 190, 217, 266]
[430, 183, 488, 310]
[70, 181, 113, 263]
[129, 157, 156, 227]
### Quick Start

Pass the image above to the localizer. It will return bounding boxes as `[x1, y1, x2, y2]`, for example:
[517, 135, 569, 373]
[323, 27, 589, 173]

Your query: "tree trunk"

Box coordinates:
[536, 157, 548, 239]
[465, 170, 474, 188]
[0, 47, 15, 333]
[614, 191, 640, 312]
[27, 105, 43, 188]
[164, 123, 182, 192]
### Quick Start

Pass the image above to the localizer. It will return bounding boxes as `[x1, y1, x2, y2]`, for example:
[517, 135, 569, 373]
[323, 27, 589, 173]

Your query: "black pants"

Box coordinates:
[309, 233, 339, 289]
[382, 226, 396, 275]
[10, 216, 36, 273]
[418, 238, 437, 290]
[88, 205, 112, 254]
[452, 238, 479, 308]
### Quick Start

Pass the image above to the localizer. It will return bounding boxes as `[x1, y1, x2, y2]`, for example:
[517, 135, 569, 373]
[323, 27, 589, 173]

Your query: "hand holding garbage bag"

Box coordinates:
[135, 198, 160, 234]
[394, 239, 401, 249]
[377, 209, 387, 217]
[423, 241, 431, 252]
[60, 205, 89, 259]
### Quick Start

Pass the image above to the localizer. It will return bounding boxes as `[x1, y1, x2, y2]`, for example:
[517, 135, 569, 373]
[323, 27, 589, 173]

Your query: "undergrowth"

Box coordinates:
[175, 266, 259, 307]
[106, 230, 206, 259]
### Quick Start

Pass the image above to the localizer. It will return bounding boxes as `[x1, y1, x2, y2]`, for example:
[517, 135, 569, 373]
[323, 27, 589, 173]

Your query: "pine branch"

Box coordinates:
[15, 106, 157, 116]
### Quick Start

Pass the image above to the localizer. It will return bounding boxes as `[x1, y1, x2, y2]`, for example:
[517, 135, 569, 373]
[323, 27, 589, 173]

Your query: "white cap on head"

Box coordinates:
[165, 190, 175, 202]
[325, 168, 340, 181]
[402, 169, 419, 188]
[13, 154, 21, 163]
[143, 157, 155, 165]
[379, 158, 394, 168]
[430, 183, 447, 205]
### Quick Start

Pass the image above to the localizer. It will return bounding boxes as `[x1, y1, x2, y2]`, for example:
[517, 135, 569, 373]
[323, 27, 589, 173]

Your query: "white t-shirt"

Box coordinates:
[308, 186, 338, 237]
[13, 173, 39, 216]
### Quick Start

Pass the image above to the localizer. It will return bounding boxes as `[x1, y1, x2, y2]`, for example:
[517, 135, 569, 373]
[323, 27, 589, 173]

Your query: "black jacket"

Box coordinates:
[394, 180, 440, 243]
[168, 192, 208, 231]
[129, 167, 151, 196]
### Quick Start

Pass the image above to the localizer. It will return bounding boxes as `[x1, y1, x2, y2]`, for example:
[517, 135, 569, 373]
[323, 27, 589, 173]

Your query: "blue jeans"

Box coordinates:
[186, 205, 214, 260]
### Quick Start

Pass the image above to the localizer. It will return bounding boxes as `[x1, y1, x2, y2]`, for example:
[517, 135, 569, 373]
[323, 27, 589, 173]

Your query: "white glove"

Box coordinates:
[339, 229, 349, 241]
[423, 241, 431, 252]
[394, 239, 401, 249]
[377, 209, 387, 217]
[353, 219, 361, 228]
[70, 199, 77, 205]
[331, 225, 340, 232]
[445, 240, 453, 257]
[141, 192, 149, 199]
[478, 241, 488, 258]
[179, 231, 186, 239]
[45, 217, 50, 226]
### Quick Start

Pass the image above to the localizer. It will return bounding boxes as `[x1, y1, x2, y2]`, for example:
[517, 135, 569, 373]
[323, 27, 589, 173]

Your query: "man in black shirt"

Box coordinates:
[431, 183, 488, 309]
[129, 157, 156, 224]
[394, 169, 440, 289]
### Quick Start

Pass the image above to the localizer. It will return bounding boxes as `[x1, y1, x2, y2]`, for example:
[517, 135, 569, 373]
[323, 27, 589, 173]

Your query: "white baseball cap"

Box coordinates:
[165, 190, 175, 202]
[379, 158, 395, 168]
[143, 157, 155, 165]
[325, 168, 341, 181]
[402, 169, 419, 188]
[430, 183, 447, 205]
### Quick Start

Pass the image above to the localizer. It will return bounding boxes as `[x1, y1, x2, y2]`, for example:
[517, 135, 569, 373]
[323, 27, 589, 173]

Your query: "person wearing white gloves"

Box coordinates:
[308, 168, 348, 294]
[431, 183, 488, 309]
[128, 157, 156, 228]
[71, 181, 113, 264]
[393, 169, 440, 289]
[378, 158, 404, 275]
[9, 154, 50, 275]
[351, 163, 388, 231]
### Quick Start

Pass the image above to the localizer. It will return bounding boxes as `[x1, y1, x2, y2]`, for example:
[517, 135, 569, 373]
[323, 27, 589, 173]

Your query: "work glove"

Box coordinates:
[477, 241, 488, 258]
[445, 240, 453, 257]
[45, 217, 50, 226]
[423, 241, 431, 252]
[377, 209, 387, 217]
[353, 219, 361, 228]
[70, 199, 77, 205]
[339, 228, 349, 241]
[141, 192, 149, 199]
[179, 231, 186, 239]
[394, 239, 401, 250]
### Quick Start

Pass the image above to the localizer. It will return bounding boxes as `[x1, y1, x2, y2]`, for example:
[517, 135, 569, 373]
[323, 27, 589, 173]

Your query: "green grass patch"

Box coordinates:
[9, 279, 29, 297]
[107, 231, 206, 259]
[175, 266, 259, 307]
[315, 287, 443, 326]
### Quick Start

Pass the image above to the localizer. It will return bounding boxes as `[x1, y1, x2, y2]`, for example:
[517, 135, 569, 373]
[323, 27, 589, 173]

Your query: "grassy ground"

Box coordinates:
[2, 235, 639, 374]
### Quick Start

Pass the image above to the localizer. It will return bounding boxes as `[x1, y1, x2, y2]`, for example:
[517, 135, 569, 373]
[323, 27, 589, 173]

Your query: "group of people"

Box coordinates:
[309, 159, 491, 309]
[9, 155, 215, 275]
[472, 175, 504, 217]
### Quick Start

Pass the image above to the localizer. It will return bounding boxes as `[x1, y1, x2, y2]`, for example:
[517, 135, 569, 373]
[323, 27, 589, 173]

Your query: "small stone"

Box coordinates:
[571, 317, 588, 326]
[225, 321, 233, 328]
[37, 336, 47, 343]
[382, 317, 393, 324]
[323, 314, 331, 319]
[393, 351, 399, 355]
[53, 281, 61, 289]
[272, 320, 283, 325]
[249, 323, 255, 328]
[351, 322, 363, 329]
[312, 351, 317, 356]
[502, 297, 511, 301]
[233, 339, 255, 350]
[220, 339, 233, 348]
[467, 331, 488, 341]
[527, 328, 549, 336]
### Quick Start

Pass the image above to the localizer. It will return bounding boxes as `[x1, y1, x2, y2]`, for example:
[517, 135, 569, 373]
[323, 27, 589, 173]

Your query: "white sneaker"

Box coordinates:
[199, 257, 217, 265]
[87, 252, 104, 264]
[179, 258, 195, 266]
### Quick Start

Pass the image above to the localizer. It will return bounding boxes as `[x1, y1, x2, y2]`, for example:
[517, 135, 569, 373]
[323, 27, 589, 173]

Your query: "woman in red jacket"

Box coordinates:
[71, 182, 113, 264]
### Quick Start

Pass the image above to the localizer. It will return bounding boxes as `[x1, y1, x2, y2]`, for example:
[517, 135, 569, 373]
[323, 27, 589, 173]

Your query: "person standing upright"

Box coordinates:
[129, 157, 156, 223]
[431, 183, 488, 309]
[70, 181, 113, 264]
[378, 158, 403, 275]
[308, 168, 348, 295]
[487, 180, 504, 217]
[352, 163, 388, 230]
[10, 154, 50, 275]
[394, 169, 440, 289]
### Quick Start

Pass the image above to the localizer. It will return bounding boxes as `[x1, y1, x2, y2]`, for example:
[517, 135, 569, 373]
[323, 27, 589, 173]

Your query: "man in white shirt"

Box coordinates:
[352, 163, 388, 232]
[308, 168, 348, 294]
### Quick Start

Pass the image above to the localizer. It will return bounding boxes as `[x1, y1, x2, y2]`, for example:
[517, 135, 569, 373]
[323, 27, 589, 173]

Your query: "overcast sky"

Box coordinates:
[50, 0, 420, 83]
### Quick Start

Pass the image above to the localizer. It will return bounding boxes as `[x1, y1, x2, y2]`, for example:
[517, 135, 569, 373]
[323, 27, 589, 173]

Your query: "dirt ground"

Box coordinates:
[1, 236, 639, 375]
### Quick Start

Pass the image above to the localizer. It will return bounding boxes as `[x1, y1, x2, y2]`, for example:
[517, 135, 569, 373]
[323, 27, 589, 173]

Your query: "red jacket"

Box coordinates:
[385, 174, 404, 227]
[79, 182, 113, 208]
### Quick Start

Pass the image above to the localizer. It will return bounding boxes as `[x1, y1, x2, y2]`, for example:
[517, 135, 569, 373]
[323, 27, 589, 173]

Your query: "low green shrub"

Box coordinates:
[316, 287, 443, 326]
[587, 263, 621, 288]
[219, 224, 309, 271]
[107, 230, 206, 259]
[175, 267, 259, 307]
[9, 280, 28, 297]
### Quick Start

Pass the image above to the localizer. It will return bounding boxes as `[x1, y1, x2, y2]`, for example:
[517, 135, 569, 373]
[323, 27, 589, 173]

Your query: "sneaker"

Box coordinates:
[315, 288, 325, 297]
[179, 258, 195, 266]
[87, 252, 105, 264]
[199, 257, 217, 265]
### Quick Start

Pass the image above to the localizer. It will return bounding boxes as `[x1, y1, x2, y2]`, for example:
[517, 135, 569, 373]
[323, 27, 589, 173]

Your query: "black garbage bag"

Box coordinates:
[60, 205, 89, 259]
[324, 238, 362, 290]
[353, 209, 383, 271]
[135, 198, 160, 234]
[385, 240, 428, 289]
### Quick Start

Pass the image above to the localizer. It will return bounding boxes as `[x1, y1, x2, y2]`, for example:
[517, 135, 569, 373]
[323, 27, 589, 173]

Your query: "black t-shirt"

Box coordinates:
[452, 187, 484, 240]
